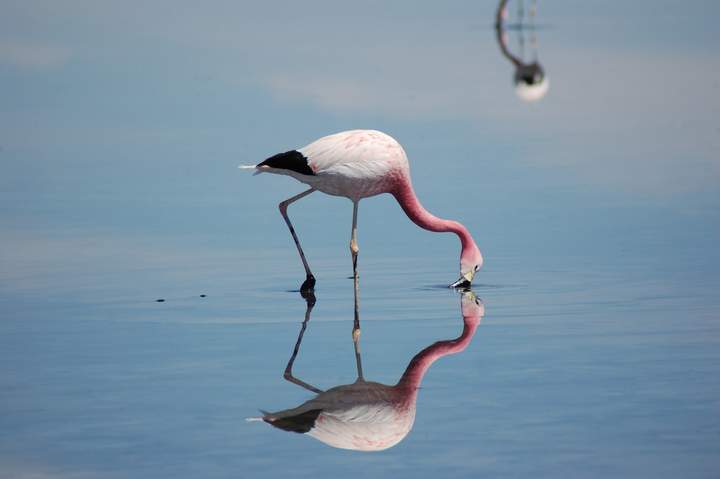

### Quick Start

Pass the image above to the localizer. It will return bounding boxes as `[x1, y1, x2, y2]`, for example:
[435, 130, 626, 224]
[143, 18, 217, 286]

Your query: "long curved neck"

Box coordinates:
[392, 177, 475, 252]
[395, 314, 480, 393]
[494, 0, 523, 67]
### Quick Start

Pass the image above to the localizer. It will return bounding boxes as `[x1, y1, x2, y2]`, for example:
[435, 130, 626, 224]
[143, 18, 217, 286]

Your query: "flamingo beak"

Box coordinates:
[450, 270, 474, 289]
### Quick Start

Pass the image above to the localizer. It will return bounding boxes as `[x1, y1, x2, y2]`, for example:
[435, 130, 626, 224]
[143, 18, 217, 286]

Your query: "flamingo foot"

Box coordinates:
[300, 274, 316, 293]
[300, 289, 316, 306]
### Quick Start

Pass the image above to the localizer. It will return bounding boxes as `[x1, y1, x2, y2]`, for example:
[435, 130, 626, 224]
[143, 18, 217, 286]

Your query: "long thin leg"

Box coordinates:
[283, 292, 324, 394]
[349, 202, 363, 380]
[350, 201, 359, 279]
[279, 188, 316, 292]
[350, 201, 363, 380]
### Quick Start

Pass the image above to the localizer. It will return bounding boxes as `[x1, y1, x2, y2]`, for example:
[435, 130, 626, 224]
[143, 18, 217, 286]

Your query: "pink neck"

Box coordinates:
[392, 177, 476, 254]
[395, 314, 480, 394]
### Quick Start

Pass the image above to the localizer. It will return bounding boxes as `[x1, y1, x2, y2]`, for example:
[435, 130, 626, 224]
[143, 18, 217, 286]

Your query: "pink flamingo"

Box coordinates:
[240, 130, 483, 291]
[248, 289, 484, 451]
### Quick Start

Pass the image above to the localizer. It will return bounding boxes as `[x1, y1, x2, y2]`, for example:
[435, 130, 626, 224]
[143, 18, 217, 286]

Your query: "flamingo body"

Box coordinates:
[262, 380, 414, 451]
[300, 130, 407, 200]
[247, 129, 483, 288]
[258, 130, 406, 200]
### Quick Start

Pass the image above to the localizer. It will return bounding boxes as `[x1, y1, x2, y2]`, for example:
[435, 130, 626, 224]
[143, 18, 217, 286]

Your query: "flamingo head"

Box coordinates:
[460, 290, 485, 320]
[451, 245, 483, 289]
[514, 62, 549, 102]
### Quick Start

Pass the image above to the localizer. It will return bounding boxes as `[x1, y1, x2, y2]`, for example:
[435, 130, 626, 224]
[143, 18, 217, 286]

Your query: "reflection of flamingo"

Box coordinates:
[495, 0, 549, 101]
[240, 129, 483, 291]
[248, 286, 484, 451]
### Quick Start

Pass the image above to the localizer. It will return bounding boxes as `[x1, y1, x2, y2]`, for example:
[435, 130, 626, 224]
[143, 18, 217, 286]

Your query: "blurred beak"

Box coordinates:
[449, 270, 475, 289]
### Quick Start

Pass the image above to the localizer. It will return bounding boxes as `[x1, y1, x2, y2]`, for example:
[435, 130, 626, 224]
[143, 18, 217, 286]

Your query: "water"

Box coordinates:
[2, 1, 719, 477]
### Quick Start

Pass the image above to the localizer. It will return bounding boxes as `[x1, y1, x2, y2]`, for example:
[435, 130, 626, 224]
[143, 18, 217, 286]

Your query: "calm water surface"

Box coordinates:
[1, 1, 719, 478]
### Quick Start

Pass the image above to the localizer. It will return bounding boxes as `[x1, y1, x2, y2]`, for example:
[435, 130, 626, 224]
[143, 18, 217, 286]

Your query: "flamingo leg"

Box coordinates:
[283, 292, 324, 394]
[278, 188, 316, 292]
[349, 200, 364, 378]
[350, 201, 359, 279]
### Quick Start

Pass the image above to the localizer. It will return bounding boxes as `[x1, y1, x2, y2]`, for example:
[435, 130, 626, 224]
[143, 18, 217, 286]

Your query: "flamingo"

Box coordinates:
[240, 129, 483, 291]
[248, 287, 484, 451]
[494, 0, 549, 102]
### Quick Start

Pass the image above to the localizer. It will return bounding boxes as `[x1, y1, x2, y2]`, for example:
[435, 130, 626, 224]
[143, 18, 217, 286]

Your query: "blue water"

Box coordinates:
[2, 1, 720, 478]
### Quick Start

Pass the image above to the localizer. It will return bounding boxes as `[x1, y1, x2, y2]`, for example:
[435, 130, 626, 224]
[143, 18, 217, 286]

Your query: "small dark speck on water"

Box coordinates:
[200, 294, 207, 298]
[156, 299, 165, 302]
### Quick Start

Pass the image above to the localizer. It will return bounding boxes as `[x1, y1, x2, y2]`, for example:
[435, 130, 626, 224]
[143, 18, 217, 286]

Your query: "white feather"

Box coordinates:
[293, 130, 409, 200]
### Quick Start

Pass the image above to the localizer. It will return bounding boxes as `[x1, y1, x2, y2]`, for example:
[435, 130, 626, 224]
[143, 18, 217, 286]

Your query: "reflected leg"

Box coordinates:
[352, 270, 364, 381]
[283, 292, 324, 394]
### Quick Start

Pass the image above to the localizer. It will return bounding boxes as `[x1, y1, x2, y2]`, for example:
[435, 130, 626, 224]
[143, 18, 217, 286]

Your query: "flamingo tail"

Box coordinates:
[246, 410, 271, 422]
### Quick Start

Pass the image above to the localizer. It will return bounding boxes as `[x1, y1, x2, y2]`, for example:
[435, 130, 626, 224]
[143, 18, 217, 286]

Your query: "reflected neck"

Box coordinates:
[395, 314, 481, 393]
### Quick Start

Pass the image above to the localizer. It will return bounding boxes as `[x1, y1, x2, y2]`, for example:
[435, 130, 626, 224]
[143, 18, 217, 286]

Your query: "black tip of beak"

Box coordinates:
[449, 278, 472, 289]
